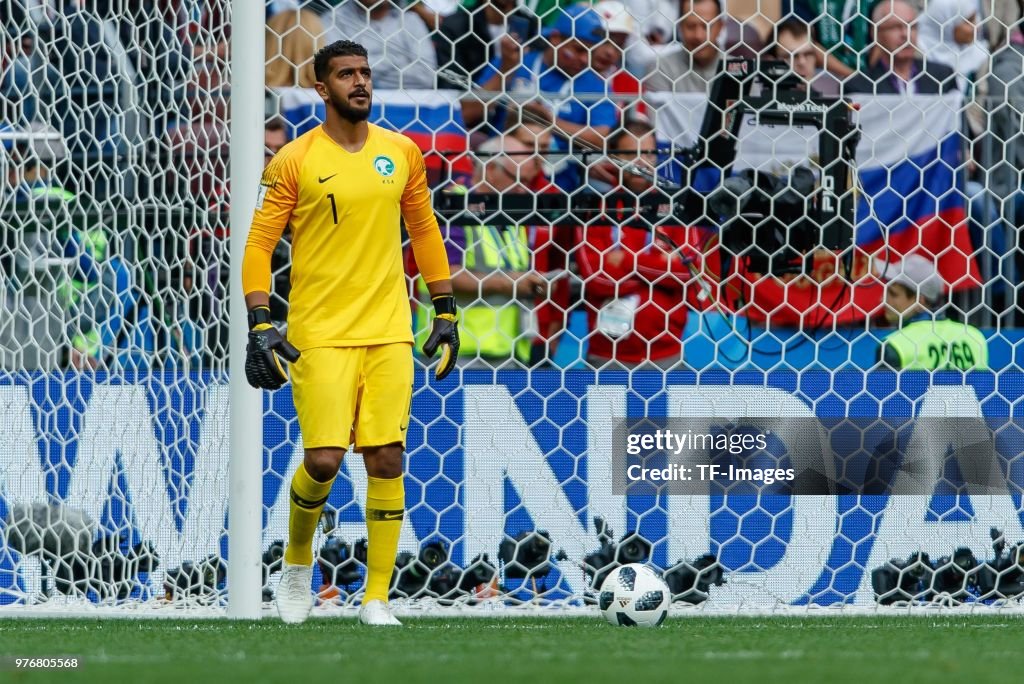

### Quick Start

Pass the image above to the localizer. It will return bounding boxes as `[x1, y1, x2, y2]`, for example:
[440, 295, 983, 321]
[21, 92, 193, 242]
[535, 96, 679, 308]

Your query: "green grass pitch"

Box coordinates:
[0, 616, 1020, 684]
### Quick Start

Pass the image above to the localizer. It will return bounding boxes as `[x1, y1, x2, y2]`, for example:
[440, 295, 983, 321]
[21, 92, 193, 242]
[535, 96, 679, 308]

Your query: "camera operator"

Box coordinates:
[575, 121, 713, 370]
[874, 254, 987, 370]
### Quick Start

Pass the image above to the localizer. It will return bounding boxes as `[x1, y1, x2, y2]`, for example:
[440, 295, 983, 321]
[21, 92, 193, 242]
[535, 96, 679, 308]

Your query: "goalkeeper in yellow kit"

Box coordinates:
[241, 40, 459, 626]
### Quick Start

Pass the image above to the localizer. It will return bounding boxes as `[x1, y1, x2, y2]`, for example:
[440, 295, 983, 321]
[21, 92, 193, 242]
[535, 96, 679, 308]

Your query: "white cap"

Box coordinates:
[874, 254, 943, 303]
[594, 0, 637, 36]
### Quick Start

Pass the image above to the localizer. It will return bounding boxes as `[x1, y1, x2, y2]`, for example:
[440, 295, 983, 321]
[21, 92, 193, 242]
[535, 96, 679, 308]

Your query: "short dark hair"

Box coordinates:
[609, 120, 655, 152]
[680, 0, 722, 15]
[265, 116, 287, 133]
[313, 40, 369, 82]
[775, 18, 810, 43]
[887, 281, 917, 301]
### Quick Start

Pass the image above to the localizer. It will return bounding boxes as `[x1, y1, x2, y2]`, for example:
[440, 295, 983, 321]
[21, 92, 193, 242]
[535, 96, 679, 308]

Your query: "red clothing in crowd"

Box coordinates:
[609, 70, 647, 119]
[575, 223, 714, 364]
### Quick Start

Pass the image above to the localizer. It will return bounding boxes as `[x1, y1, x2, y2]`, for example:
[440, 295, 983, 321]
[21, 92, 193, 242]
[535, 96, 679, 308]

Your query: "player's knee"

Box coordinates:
[304, 448, 344, 481]
[363, 444, 403, 479]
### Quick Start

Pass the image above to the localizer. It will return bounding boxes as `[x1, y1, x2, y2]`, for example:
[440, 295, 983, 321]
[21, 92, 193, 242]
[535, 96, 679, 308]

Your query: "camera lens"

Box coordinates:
[420, 544, 446, 568]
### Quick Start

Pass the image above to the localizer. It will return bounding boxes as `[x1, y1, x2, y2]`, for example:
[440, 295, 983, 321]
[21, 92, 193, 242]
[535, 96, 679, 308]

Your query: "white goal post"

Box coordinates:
[226, 0, 266, 621]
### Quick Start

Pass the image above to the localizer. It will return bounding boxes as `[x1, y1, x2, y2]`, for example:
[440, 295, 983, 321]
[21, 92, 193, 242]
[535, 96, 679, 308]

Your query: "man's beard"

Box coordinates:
[330, 93, 371, 123]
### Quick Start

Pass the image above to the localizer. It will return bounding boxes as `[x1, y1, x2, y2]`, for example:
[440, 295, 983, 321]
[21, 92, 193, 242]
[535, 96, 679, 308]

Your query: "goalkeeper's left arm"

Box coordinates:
[400, 144, 458, 380]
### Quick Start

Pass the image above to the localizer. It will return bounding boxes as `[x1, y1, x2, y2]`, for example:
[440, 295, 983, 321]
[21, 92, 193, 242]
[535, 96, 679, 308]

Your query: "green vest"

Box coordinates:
[31, 185, 75, 202]
[883, 319, 989, 371]
[416, 224, 533, 363]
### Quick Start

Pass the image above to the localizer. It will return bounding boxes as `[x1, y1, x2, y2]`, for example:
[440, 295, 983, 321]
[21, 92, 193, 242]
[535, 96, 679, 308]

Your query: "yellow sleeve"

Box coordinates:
[242, 147, 299, 295]
[401, 142, 450, 284]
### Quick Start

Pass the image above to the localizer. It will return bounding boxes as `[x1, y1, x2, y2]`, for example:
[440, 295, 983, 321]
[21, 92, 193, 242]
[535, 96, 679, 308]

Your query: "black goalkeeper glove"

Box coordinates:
[245, 306, 301, 390]
[421, 294, 459, 381]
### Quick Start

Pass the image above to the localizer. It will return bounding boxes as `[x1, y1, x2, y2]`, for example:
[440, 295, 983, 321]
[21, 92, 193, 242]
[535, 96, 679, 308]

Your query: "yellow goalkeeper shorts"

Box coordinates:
[290, 342, 414, 450]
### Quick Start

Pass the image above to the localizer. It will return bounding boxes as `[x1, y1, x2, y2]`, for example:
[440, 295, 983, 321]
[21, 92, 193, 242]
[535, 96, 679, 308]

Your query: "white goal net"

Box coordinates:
[1, 0, 1024, 616]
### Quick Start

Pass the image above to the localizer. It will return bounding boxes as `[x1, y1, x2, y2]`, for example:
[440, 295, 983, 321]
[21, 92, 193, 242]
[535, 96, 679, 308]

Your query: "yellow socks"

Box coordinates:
[282, 465, 403, 601]
[283, 463, 335, 566]
[363, 475, 405, 603]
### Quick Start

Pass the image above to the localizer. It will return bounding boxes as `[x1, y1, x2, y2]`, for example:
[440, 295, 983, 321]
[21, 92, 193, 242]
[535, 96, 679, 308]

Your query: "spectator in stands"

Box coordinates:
[592, 0, 653, 123]
[103, 0, 192, 135]
[845, 0, 958, 94]
[304, 0, 462, 31]
[874, 254, 987, 370]
[592, 0, 658, 78]
[916, 0, 989, 90]
[587, 116, 657, 193]
[265, 117, 288, 162]
[55, 222, 200, 371]
[719, 14, 765, 59]
[165, 84, 229, 207]
[466, 16, 533, 138]
[772, 19, 841, 96]
[6, 126, 68, 204]
[509, 121, 553, 156]
[508, 121, 556, 191]
[45, 1, 134, 135]
[633, 0, 762, 56]
[981, 22, 1024, 302]
[629, 0, 676, 45]
[1, 130, 62, 370]
[415, 135, 548, 368]
[1, 20, 37, 126]
[58, 228, 136, 370]
[319, 0, 438, 89]
[435, 0, 540, 89]
[986, 0, 1020, 52]
[575, 121, 708, 369]
[193, 0, 231, 65]
[643, 0, 723, 93]
[507, 4, 618, 190]
[266, 7, 328, 88]
[438, 0, 539, 134]
[1, 15, 63, 127]
[164, 10, 237, 211]
[5, 135, 119, 371]
[792, 0, 875, 79]
[985, 19, 1024, 210]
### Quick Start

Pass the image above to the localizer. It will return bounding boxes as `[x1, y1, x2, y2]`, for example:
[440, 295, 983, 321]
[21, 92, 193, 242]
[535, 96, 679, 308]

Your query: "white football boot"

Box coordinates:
[276, 562, 314, 624]
[358, 599, 402, 626]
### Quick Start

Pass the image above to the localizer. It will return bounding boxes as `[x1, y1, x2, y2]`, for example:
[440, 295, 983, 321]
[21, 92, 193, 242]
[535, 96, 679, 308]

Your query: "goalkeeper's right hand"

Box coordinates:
[245, 306, 300, 390]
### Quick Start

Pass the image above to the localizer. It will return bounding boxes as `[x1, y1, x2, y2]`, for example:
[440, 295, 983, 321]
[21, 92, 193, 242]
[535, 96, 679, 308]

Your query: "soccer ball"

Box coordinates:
[598, 563, 670, 628]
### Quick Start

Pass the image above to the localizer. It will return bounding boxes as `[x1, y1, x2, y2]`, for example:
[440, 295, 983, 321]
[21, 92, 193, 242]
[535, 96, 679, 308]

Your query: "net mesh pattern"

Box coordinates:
[1, 0, 1023, 613]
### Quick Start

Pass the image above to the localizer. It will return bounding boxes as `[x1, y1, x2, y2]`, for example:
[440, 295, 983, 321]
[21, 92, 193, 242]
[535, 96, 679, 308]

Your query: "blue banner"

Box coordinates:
[2, 370, 1023, 607]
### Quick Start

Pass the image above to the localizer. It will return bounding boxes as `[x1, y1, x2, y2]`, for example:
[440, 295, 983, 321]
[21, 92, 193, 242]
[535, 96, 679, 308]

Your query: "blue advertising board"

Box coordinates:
[1, 370, 1022, 607]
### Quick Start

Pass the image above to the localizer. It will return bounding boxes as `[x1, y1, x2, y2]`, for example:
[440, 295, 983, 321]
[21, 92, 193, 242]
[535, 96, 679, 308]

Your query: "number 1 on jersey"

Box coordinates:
[327, 193, 338, 224]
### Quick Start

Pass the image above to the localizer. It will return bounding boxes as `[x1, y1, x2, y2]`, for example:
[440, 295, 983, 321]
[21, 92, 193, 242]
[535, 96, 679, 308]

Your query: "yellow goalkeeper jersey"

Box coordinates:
[243, 123, 450, 350]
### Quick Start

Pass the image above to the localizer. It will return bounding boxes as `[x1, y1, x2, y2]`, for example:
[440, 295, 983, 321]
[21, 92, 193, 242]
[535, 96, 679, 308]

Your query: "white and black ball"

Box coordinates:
[598, 563, 670, 628]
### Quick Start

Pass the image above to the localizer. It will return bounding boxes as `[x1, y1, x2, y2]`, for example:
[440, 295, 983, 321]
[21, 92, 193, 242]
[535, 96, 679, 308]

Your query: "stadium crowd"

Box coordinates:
[0, 0, 1018, 371]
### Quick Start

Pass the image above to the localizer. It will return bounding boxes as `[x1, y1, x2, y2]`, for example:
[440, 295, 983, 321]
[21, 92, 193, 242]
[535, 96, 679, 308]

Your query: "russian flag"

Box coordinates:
[275, 87, 472, 182]
[852, 93, 978, 292]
